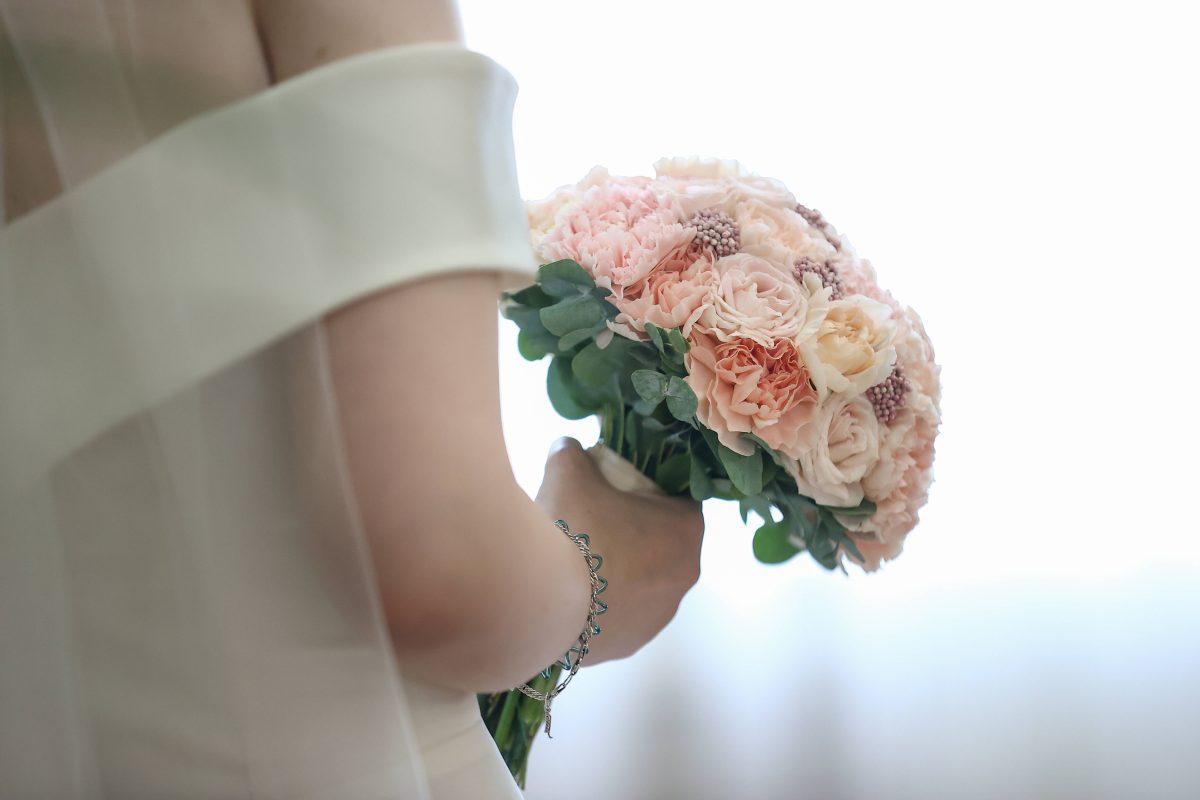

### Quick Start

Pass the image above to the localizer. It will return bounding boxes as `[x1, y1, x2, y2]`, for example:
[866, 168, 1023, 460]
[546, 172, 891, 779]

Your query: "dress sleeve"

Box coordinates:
[0, 42, 536, 500]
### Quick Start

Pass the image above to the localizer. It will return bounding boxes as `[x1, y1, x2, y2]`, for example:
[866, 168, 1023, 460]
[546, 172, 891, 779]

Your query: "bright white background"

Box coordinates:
[460, 2, 1200, 798]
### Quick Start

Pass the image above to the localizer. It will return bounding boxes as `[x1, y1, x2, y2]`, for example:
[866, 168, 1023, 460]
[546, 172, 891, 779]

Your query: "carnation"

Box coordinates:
[608, 242, 716, 341]
[685, 332, 819, 458]
[536, 176, 692, 297]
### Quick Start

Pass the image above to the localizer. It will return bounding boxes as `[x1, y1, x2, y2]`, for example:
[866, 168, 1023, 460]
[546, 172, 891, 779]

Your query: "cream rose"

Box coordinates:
[653, 157, 797, 209]
[786, 394, 881, 508]
[695, 253, 829, 347]
[736, 199, 836, 264]
[801, 294, 897, 397]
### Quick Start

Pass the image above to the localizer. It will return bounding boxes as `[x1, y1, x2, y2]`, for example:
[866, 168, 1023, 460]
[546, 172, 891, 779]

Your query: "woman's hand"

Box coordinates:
[534, 437, 705, 665]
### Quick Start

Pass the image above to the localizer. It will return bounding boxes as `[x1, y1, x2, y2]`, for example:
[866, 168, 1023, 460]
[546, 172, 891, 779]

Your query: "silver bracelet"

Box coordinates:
[516, 519, 608, 737]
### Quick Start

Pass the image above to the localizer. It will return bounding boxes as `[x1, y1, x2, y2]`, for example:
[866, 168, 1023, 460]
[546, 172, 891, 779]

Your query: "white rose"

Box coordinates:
[801, 294, 897, 398]
[787, 395, 882, 508]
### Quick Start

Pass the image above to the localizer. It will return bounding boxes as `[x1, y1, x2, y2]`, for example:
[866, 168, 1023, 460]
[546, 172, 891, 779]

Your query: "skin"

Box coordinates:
[2, 0, 706, 694]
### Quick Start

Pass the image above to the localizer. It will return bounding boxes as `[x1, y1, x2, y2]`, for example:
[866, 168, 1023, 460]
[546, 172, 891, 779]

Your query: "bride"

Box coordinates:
[0, 1, 703, 797]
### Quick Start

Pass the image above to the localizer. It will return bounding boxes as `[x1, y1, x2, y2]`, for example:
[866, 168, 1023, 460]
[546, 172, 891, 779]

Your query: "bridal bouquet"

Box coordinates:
[481, 157, 941, 784]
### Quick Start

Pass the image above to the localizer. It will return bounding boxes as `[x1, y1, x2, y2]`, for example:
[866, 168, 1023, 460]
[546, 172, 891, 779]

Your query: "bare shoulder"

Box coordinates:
[252, 0, 465, 81]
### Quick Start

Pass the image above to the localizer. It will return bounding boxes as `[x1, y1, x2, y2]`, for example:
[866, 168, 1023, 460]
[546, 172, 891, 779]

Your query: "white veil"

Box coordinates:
[0, 3, 535, 797]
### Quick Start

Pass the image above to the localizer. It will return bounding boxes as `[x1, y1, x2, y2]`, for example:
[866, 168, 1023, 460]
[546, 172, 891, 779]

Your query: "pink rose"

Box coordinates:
[695, 253, 829, 347]
[786, 395, 882, 508]
[608, 242, 717, 341]
[840, 389, 940, 571]
[685, 333, 819, 458]
[537, 176, 691, 297]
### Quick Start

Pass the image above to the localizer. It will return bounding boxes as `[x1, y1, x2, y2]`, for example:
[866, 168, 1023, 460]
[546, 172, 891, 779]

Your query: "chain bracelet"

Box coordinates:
[515, 518, 608, 737]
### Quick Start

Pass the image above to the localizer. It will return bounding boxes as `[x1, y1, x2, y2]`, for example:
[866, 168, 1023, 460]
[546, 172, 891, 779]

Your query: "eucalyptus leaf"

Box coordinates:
[753, 519, 801, 564]
[557, 326, 599, 351]
[631, 370, 669, 403]
[539, 294, 605, 336]
[822, 499, 878, 518]
[738, 495, 775, 525]
[571, 342, 616, 388]
[537, 259, 594, 296]
[665, 376, 698, 421]
[517, 330, 556, 361]
[667, 328, 690, 354]
[547, 357, 594, 419]
[717, 443, 763, 496]
[644, 322, 667, 354]
[504, 304, 547, 333]
[689, 455, 714, 501]
[742, 433, 789, 470]
[632, 398, 660, 416]
[505, 285, 555, 309]
[655, 452, 691, 494]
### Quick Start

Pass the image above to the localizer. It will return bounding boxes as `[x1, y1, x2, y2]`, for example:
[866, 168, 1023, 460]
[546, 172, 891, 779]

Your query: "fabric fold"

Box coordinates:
[0, 42, 538, 502]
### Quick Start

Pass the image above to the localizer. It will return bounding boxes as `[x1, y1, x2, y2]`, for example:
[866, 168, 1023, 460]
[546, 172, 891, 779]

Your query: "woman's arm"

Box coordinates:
[253, 0, 704, 694]
[323, 270, 595, 693]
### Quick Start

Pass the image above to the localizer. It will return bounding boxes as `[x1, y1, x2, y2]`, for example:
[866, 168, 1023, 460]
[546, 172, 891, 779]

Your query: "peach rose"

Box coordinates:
[608, 243, 716, 341]
[695, 253, 829, 347]
[684, 333, 819, 458]
[785, 394, 881, 508]
[801, 294, 897, 398]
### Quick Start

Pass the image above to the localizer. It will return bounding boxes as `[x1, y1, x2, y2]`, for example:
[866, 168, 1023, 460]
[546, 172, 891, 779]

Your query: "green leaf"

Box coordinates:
[667, 327, 691, 354]
[655, 452, 691, 494]
[688, 453, 714, 501]
[570, 336, 641, 389]
[539, 294, 605, 336]
[753, 519, 801, 564]
[806, 532, 840, 570]
[783, 498, 822, 544]
[537, 259, 595, 297]
[644, 322, 667, 354]
[742, 433, 789, 470]
[503, 304, 547, 332]
[665, 376, 698, 422]
[547, 356, 595, 420]
[632, 398, 659, 416]
[738, 495, 775, 525]
[517, 330, 556, 361]
[557, 326, 599, 351]
[717, 443, 763, 496]
[822, 499, 878, 518]
[631, 369, 669, 403]
[504, 285, 555, 309]
[572, 342, 615, 389]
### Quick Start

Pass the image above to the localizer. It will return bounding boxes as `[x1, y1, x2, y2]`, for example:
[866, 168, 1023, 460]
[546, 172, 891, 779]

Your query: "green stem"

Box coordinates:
[493, 690, 519, 752]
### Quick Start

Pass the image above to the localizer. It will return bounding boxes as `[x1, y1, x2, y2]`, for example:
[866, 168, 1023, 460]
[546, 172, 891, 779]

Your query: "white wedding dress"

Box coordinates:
[0, 4, 533, 798]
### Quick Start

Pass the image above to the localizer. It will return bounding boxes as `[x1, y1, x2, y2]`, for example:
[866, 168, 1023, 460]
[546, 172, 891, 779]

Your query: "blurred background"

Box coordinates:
[461, 1, 1200, 798]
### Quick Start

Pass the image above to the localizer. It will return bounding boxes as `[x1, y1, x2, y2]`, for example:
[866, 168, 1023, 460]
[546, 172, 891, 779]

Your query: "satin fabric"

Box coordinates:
[0, 4, 533, 797]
